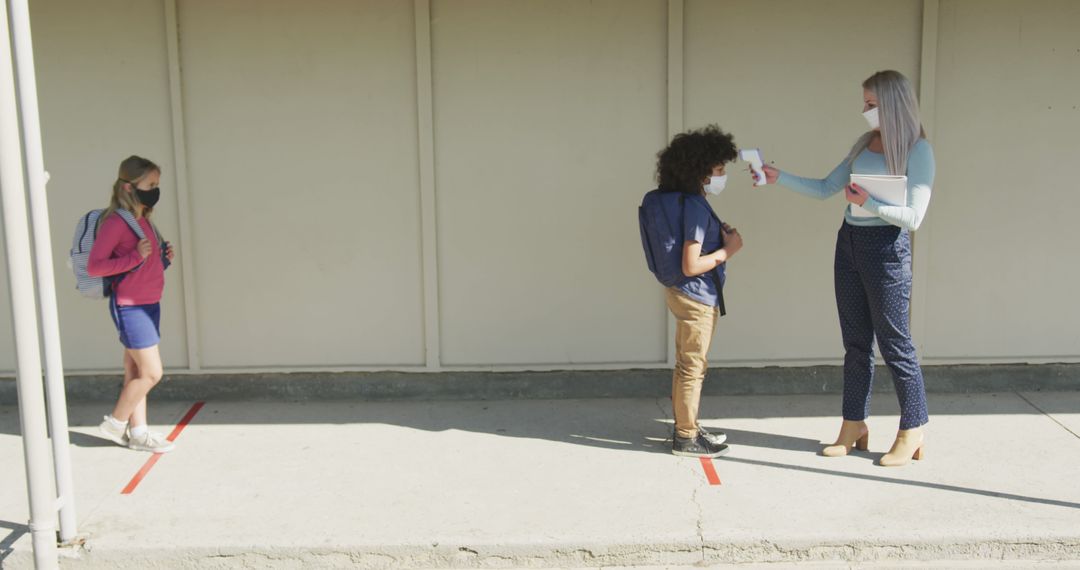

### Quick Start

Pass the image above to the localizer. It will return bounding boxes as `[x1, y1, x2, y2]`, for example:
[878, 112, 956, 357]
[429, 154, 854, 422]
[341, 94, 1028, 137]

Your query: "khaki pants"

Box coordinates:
[665, 288, 719, 439]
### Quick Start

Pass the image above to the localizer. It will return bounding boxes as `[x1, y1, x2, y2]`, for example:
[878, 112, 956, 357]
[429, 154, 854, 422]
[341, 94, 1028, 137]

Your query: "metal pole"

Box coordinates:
[0, 1, 59, 568]
[7, 0, 77, 544]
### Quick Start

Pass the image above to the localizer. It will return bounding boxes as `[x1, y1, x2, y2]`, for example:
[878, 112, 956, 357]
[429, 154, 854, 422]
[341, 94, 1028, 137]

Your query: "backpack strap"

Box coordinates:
[117, 210, 169, 264]
[102, 209, 151, 297]
[148, 221, 171, 270]
[714, 276, 726, 317]
[114, 209, 147, 240]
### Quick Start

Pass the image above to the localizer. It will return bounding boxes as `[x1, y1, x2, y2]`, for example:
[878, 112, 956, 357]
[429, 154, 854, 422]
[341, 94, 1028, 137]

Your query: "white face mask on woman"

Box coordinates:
[704, 175, 727, 195]
[862, 107, 880, 130]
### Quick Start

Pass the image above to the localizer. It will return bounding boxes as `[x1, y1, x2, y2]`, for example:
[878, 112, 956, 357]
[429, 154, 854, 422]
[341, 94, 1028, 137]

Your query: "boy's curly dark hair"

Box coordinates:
[656, 125, 738, 194]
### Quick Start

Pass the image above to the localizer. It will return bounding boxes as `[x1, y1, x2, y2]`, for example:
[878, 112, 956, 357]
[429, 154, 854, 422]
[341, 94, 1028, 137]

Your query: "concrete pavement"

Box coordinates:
[2, 392, 1080, 568]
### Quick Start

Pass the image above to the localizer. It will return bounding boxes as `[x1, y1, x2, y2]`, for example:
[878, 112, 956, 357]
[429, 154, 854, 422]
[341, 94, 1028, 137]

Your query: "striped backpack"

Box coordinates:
[69, 208, 168, 299]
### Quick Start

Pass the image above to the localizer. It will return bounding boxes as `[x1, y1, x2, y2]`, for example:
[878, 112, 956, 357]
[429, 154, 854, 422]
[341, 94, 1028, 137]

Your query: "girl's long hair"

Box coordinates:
[848, 70, 925, 175]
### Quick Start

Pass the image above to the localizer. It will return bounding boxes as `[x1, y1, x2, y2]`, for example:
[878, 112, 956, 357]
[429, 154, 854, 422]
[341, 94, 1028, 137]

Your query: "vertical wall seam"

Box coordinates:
[665, 0, 685, 367]
[415, 0, 442, 369]
[912, 0, 940, 358]
[164, 0, 201, 370]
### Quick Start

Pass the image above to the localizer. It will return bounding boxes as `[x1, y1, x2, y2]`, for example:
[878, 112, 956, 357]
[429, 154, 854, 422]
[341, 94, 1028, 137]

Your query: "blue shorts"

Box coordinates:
[109, 299, 161, 350]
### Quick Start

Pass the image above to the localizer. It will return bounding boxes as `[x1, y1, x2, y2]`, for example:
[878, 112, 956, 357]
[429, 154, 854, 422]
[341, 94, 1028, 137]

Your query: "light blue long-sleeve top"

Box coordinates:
[777, 138, 935, 231]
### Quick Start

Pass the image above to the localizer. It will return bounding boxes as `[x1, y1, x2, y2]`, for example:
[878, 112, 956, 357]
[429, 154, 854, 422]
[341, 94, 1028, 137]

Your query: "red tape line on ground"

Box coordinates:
[699, 457, 722, 485]
[121, 401, 205, 495]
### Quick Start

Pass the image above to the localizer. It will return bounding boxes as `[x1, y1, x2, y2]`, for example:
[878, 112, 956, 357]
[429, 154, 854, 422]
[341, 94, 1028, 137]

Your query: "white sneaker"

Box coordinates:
[98, 416, 128, 446]
[127, 431, 176, 453]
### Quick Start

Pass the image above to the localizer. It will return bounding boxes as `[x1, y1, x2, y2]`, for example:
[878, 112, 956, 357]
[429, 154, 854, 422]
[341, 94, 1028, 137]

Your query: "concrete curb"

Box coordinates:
[1, 364, 1078, 404]
[8, 537, 1079, 569]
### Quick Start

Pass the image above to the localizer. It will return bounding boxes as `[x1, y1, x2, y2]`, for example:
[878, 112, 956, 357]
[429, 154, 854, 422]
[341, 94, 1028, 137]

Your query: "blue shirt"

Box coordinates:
[675, 194, 725, 308]
[777, 138, 935, 230]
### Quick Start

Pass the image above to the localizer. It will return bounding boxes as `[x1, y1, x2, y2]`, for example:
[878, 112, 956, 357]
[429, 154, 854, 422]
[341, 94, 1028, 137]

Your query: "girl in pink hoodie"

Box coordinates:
[89, 156, 176, 453]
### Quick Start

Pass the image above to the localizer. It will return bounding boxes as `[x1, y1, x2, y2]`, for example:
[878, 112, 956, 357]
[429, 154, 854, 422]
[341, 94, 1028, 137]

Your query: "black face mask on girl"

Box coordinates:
[136, 187, 161, 208]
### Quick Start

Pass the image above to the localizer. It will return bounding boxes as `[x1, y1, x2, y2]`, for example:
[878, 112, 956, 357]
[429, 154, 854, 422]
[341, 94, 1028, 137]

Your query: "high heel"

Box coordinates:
[879, 428, 925, 467]
[821, 420, 869, 457]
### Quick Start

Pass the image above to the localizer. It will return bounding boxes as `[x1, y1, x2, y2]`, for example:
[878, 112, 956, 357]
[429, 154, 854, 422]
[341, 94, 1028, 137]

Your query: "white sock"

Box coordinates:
[106, 415, 128, 429]
[129, 424, 148, 439]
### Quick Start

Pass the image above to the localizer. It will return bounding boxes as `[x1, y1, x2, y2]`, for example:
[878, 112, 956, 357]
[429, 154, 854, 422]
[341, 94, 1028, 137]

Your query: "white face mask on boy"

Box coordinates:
[862, 107, 880, 130]
[704, 175, 727, 195]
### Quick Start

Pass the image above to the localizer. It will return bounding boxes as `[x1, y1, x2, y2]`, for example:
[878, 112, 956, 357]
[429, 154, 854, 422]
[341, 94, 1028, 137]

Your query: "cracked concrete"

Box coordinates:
[691, 484, 707, 563]
[2, 392, 1080, 568]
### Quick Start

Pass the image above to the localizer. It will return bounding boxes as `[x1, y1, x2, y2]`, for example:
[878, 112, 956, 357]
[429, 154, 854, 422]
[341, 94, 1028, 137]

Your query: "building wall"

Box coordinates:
[919, 0, 1080, 362]
[178, 0, 426, 368]
[2, 0, 187, 371]
[430, 0, 668, 366]
[1, 0, 1077, 374]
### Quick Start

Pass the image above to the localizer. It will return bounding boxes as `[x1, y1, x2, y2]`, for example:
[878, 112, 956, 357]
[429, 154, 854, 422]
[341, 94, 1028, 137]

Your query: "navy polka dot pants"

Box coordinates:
[834, 222, 929, 430]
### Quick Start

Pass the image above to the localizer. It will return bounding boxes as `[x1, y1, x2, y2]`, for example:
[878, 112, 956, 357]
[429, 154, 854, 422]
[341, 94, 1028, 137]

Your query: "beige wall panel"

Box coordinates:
[685, 0, 923, 363]
[178, 0, 424, 367]
[922, 0, 1080, 360]
[0, 0, 188, 372]
[431, 0, 669, 366]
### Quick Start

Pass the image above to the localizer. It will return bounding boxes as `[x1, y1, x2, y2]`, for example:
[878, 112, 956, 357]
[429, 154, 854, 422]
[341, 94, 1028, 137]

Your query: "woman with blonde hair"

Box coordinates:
[755, 70, 935, 466]
[89, 155, 176, 453]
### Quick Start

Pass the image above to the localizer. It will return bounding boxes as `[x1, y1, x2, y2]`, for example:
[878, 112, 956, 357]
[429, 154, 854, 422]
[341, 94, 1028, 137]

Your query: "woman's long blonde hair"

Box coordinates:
[848, 70, 926, 175]
[101, 155, 159, 225]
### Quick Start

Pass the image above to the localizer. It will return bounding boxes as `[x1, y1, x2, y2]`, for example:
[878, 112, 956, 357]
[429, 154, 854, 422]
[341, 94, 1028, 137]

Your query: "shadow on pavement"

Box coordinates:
[724, 456, 1080, 510]
[0, 519, 28, 563]
[2, 392, 1078, 512]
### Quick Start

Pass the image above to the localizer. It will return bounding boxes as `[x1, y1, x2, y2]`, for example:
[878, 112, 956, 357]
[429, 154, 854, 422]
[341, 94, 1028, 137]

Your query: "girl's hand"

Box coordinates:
[166, 242, 175, 261]
[845, 183, 869, 206]
[755, 165, 780, 185]
[136, 238, 152, 259]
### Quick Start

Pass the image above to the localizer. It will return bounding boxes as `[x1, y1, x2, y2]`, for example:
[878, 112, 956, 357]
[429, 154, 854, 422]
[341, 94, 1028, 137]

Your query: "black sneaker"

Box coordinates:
[672, 434, 730, 458]
[672, 425, 728, 446]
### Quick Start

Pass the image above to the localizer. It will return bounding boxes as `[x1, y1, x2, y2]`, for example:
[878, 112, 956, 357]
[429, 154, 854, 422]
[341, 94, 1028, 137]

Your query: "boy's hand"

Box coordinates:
[722, 224, 743, 255]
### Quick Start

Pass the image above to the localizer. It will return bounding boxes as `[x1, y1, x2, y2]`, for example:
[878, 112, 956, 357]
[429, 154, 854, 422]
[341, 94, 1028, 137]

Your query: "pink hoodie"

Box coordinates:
[87, 214, 164, 306]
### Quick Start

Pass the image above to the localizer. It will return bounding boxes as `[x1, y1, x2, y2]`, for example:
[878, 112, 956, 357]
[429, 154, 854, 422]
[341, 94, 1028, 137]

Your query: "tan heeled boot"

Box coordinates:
[879, 428, 925, 467]
[821, 420, 869, 457]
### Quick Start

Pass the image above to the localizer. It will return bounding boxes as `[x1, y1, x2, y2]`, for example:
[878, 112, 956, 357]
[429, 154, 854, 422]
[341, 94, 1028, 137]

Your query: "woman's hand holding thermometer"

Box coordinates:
[741, 148, 766, 187]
